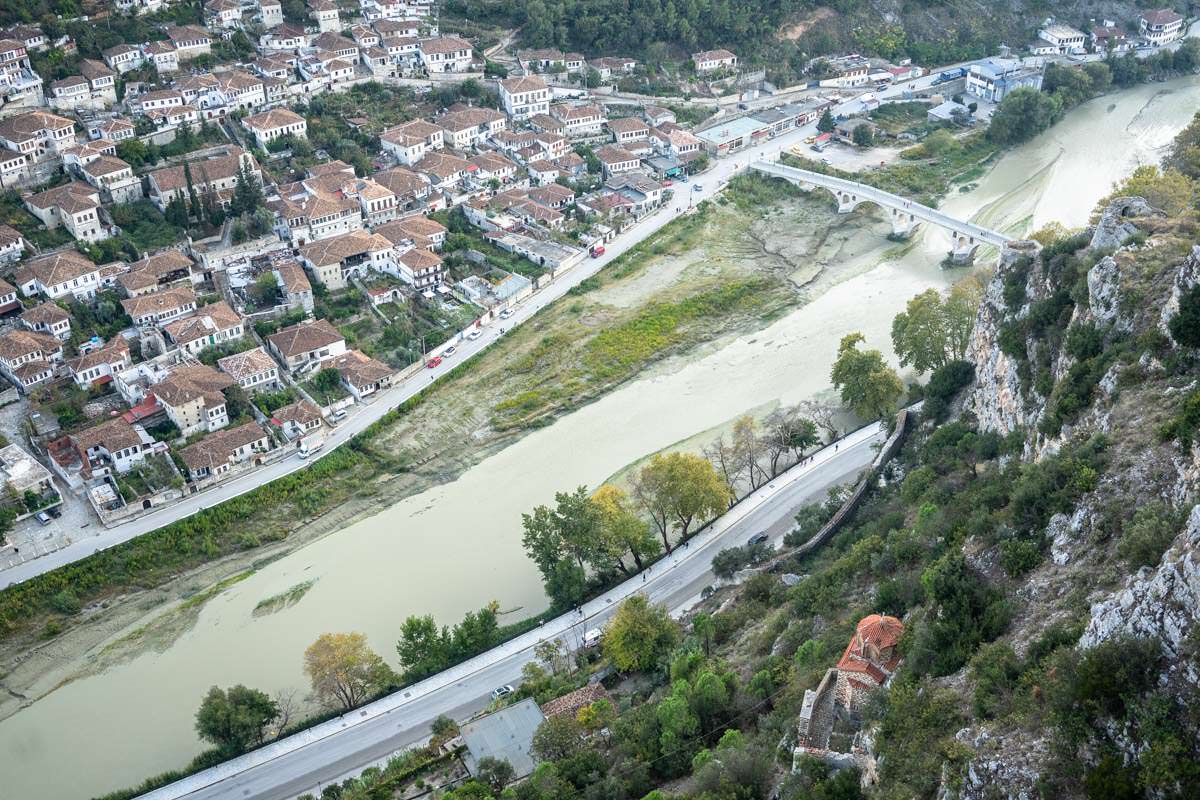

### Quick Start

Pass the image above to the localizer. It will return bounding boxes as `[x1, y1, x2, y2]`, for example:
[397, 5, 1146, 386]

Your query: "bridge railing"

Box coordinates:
[750, 161, 1009, 247]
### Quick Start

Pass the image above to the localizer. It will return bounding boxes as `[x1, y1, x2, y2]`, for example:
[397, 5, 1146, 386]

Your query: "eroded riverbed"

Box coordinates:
[5, 76, 1200, 800]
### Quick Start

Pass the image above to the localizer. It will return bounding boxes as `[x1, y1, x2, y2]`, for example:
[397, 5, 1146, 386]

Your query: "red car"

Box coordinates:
[426, 356, 443, 368]
[663, 179, 673, 186]
[590, 245, 606, 258]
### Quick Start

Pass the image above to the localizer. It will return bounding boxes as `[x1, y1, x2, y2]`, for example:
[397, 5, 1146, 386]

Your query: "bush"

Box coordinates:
[1117, 502, 1183, 570]
[922, 360, 975, 422]
[998, 537, 1042, 577]
[1168, 284, 1200, 347]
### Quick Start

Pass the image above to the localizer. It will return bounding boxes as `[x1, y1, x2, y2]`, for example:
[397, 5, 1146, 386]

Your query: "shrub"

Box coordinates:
[1117, 502, 1183, 569]
[922, 360, 975, 422]
[1167, 283, 1200, 348]
[969, 641, 1023, 718]
[998, 537, 1043, 577]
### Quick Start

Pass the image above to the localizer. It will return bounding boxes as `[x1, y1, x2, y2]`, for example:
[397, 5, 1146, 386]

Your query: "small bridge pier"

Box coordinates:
[950, 233, 981, 264]
[889, 208, 918, 239]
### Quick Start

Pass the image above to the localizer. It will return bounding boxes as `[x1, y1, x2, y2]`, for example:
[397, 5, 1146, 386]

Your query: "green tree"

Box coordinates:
[830, 333, 903, 420]
[231, 160, 264, 216]
[303, 632, 392, 711]
[395, 614, 450, 681]
[631, 452, 730, 553]
[195, 685, 279, 754]
[531, 714, 585, 762]
[988, 86, 1062, 145]
[816, 108, 835, 133]
[891, 282, 981, 374]
[693, 612, 714, 656]
[250, 271, 279, 307]
[602, 595, 679, 673]
[851, 122, 875, 147]
[656, 691, 700, 776]
[474, 756, 515, 793]
[521, 486, 605, 607]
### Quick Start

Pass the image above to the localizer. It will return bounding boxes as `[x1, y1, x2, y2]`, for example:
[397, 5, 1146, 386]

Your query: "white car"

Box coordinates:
[442, 345, 456, 358]
[499, 308, 514, 320]
[467, 330, 482, 340]
[491, 684, 515, 700]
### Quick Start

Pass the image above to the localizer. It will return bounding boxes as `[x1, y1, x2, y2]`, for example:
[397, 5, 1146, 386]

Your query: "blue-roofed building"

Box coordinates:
[460, 698, 546, 779]
[965, 58, 1044, 103]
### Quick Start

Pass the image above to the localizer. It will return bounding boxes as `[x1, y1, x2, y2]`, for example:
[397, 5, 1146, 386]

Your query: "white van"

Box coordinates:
[582, 628, 602, 648]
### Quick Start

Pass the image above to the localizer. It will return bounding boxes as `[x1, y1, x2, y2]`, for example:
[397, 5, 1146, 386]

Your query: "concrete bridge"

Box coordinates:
[749, 160, 1010, 263]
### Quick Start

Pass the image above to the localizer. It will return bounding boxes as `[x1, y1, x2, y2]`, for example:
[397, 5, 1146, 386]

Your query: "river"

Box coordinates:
[4, 77, 1199, 800]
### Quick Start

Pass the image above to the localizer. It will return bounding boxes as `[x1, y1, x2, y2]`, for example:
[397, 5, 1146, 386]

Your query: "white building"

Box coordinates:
[243, 108, 308, 149]
[499, 75, 550, 121]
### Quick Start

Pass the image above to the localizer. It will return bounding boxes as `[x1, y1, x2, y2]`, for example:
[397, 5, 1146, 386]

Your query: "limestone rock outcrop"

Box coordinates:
[963, 240, 1042, 435]
[1088, 196, 1160, 251]
[1081, 504, 1200, 676]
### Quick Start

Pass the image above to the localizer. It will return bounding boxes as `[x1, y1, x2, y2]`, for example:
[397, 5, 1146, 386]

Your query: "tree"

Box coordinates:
[164, 195, 189, 228]
[693, 613, 714, 656]
[250, 271, 279, 307]
[890, 283, 980, 375]
[576, 698, 615, 731]
[231, 160, 264, 216]
[987, 86, 1062, 146]
[1105, 164, 1195, 217]
[603, 594, 678, 673]
[532, 714, 585, 762]
[195, 685, 279, 754]
[522, 486, 605, 607]
[816, 108, 835, 133]
[830, 333, 903, 420]
[591, 484, 659, 572]
[851, 122, 875, 147]
[431, 714, 459, 738]
[395, 614, 450, 681]
[475, 756, 515, 793]
[631, 452, 730, 553]
[303, 632, 392, 711]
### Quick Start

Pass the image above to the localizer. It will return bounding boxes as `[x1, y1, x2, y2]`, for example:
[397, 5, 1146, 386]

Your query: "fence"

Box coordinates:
[790, 408, 912, 559]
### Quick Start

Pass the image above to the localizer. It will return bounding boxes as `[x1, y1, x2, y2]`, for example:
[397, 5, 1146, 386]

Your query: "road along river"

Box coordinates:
[3, 76, 1199, 800]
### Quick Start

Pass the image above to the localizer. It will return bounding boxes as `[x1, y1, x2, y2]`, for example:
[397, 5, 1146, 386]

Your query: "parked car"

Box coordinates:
[426, 356, 443, 368]
[747, 532, 769, 547]
[662, 179, 673, 186]
[442, 345, 457, 358]
[491, 684, 515, 700]
[692, 184, 702, 192]
[35, 511, 51, 525]
[331, 408, 347, 421]
[499, 308, 514, 319]
[590, 244, 606, 258]
[583, 628, 602, 648]
[467, 330, 482, 340]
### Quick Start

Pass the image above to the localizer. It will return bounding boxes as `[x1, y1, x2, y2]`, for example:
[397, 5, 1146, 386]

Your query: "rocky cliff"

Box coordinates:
[947, 199, 1200, 798]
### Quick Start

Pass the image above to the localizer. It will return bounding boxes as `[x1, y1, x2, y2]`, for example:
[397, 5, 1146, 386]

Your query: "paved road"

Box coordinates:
[140, 423, 885, 800]
[0, 106, 845, 590]
[751, 161, 1011, 247]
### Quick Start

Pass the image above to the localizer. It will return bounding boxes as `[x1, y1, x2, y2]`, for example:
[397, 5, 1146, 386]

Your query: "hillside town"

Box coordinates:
[0, 0, 1189, 561]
